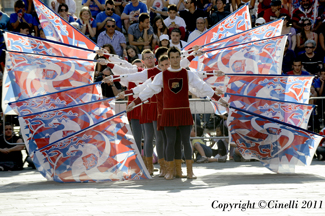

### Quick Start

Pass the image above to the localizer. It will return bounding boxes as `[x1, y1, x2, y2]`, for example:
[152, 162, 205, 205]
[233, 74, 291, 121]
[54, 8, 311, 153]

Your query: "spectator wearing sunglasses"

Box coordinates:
[96, 0, 122, 33]
[51, 0, 76, 16]
[58, 3, 75, 23]
[297, 40, 323, 75]
[296, 18, 318, 54]
[97, 18, 126, 57]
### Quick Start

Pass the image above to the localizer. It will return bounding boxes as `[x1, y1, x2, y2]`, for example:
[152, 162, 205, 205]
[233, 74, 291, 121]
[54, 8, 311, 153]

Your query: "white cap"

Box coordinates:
[159, 34, 169, 41]
[255, 17, 266, 25]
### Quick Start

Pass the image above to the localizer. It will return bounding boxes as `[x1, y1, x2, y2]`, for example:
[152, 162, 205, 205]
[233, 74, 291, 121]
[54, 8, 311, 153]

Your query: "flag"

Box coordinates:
[18, 97, 115, 156]
[225, 75, 313, 104]
[227, 106, 324, 173]
[226, 93, 315, 129]
[33, 0, 99, 50]
[33, 112, 151, 182]
[189, 19, 284, 70]
[3, 31, 97, 59]
[8, 82, 102, 116]
[2, 51, 96, 114]
[192, 35, 287, 73]
[183, 4, 251, 50]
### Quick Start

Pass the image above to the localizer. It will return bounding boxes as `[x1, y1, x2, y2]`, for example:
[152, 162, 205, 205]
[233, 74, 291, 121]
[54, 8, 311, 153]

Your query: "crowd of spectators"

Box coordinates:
[0, 0, 325, 169]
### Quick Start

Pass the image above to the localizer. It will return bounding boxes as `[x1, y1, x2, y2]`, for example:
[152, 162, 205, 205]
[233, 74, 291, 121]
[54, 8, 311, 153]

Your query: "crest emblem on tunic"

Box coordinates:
[168, 78, 183, 94]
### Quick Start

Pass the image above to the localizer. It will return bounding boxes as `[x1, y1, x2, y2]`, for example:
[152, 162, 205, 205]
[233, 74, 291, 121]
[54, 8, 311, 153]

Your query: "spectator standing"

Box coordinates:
[76, 7, 97, 41]
[51, 0, 76, 16]
[128, 13, 153, 52]
[152, 16, 168, 49]
[121, 0, 148, 33]
[179, 0, 208, 33]
[209, 0, 230, 27]
[147, 0, 168, 22]
[164, 4, 186, 39]
[187, 17, 206, 43]
[97, 18, 126, 57]
[169, 28, 187, 49]
[58, 3, 75, 23]
[286, 59, 310, 75]
[82, 0, 105, 18]
[262, 0, 289, 23]
[96, 0, 122, 33]
[281, 14, 296, 51]
[296, 18, 318, 53]
[10, 0, 33, 32]
[297, 40, 323, 75]
[0, 123, 24, 171]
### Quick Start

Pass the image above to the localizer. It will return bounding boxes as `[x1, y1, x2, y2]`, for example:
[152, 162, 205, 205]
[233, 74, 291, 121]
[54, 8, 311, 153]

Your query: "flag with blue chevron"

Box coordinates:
[33, 112, 151, 182]
[227, 106, 324, 173]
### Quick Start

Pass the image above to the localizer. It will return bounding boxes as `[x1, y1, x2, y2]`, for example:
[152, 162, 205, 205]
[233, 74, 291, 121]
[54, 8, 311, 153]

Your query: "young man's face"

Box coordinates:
[320, 72, 325, 80]
[20, 28, 29, 35]
[143, 53, 156, 68]
[169, 52, 181, 68]
[158, 59, 170, 71]
[171, 32, 181, 44]
[168, 10, 177, 19]
[292, 61, 302, 73]
[5, 125, 13, 137]
[216, 0, 225, 11]
[105, 4, 114, 16]
[140, 18, 150, 29]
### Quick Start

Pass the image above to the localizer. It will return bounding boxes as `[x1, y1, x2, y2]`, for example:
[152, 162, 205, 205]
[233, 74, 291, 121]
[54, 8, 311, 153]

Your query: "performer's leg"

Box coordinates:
[164, 126, 177, 180]
[179, 125, 196, 179]
[153, 121, 166, 177]
[130, 119, 142, 153]
[144, 122, 155, 175]
[174, 128, 186, 178]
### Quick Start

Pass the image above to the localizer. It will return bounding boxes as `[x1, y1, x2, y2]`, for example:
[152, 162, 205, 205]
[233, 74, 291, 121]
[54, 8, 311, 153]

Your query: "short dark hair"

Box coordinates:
[132, 59, 142, 65]
[167, 46, 181, 58]
[158, 55, 169, 63]
[155, 47, 168, 60]
[18, 22, 30, 32]
[105, 0, 115, 6]
[139, 13, 150, 23]
[105, 18, 116, 25]
[14, 0, 25, 9]
[168, 4, 177, 12]
[292, 59, 302, 65]
[58, 3, 69, 13]
[217, 0, 227, 5]
[170, 28, 181, 35]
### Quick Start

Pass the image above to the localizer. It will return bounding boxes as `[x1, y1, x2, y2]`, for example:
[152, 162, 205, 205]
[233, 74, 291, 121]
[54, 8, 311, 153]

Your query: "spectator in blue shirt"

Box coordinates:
[314, 69, 325, 97]
[82, 0, 105, 18]
[282, 40, 296, 74]
[58, 3, 75, 23]
[0, 10, 10, 42]
[10, 0, 33, 32]
[97, 17, 126, 57]
[96, 0, 122, 33]
[76, 7, 97, 41]
[121, 0, 148, 33]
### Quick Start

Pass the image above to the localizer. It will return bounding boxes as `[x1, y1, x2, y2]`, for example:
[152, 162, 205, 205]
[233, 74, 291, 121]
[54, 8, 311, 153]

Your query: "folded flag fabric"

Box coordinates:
[3, 31, 96, 59]
[33, 112, 151, 182]
[18, 97, 115, 155]
[227, 106, 324, 173]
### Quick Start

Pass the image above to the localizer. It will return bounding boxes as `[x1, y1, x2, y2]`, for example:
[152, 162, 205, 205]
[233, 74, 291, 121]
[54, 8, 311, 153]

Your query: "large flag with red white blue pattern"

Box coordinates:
[183, 4, 251, 50]
[33, 0, 99, 50]
[3, 31, 96, 59]
[33, 112, 151, 182]
[189, 19, 283, 71]
[225, 75, 313, 104]
[2, 51, 96, 114]
[226, 93, 315, 129]
[227, 106, 324, 173]
[8, 82, 103, 116]
[18, 97, 115, 156]
[193, 35, 287, 73]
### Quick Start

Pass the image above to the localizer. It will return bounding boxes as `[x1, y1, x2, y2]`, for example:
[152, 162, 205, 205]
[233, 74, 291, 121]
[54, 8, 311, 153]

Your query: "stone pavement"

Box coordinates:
[1, 160, 325, 216]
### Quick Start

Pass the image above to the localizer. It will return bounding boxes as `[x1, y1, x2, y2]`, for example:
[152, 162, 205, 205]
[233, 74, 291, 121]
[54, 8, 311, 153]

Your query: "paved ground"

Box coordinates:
[1, 160, 325, 216]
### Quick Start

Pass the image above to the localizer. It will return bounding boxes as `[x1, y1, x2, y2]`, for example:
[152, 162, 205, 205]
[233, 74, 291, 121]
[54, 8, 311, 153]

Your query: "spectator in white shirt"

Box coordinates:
[169, 28, 187, 49]
[187, 17, 206, 43]
[164, 4, 186, 40]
